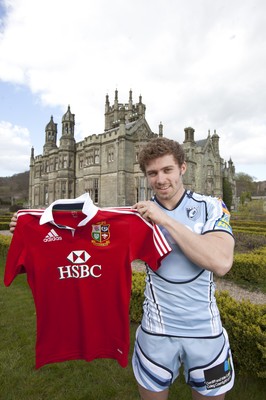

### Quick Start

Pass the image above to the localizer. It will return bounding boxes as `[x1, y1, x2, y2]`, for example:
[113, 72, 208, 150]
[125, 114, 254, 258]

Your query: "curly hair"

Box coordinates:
[138, 137, 185, 173]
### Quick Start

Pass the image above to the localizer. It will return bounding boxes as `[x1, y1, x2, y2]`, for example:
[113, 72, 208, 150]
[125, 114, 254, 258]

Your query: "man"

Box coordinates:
[9, 137, 235, 399]
[132, 137, 235, 399]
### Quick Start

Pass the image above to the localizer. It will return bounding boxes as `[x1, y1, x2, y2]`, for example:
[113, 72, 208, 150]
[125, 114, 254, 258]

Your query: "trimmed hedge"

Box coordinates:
[231, 219, 266, 236]
[0, 234, 11, 258]
[226, 247, 266, 285]
[0, 212, 13, 231]
[130, 271, 146, 322]
[217, 291, 266, 379]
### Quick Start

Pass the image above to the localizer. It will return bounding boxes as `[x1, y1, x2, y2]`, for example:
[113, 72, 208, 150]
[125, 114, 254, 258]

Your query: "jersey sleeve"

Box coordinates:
[129, 214, 172, 270]
[202, 198, 233, 236]
[4, 216, 27, 286]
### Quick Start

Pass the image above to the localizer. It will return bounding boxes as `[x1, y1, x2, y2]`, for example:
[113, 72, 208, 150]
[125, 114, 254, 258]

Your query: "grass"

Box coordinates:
[0, 255, 265, 400]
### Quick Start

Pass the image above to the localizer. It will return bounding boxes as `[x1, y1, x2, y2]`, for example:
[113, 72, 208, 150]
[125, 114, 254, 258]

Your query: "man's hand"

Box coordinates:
[9, 213, 18, 234]
[132, 201, 168, 225]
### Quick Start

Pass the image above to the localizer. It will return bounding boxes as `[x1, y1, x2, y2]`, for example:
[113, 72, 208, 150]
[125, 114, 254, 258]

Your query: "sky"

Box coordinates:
[0, 0, 266, 181]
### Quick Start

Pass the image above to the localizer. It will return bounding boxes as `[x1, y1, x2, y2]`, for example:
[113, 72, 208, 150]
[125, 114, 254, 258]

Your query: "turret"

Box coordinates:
[59, 105, 76, 150]
[212, 129, 220, 155]
[159, 122, 163, 137]
[104, 89, 147, 131]
[184, 127, 195, 143]
[43, 116, 57, 154]
[62, 105, 75, 137]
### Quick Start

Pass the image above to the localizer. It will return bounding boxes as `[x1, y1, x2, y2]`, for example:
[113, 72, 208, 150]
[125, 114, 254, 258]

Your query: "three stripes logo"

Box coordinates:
[43, 229, 62, 242]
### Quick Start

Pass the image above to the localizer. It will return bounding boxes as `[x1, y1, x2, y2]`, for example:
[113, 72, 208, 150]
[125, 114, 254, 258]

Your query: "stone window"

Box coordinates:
[108, 147, 114, 162]
[94, 178, 99, 203]
[44, 185, 48, 205]
[34, 166, 40, 178]
[61, 181, 66, 198]
[85, 178, 99, 204]
[63, 155, 67, 169]
[95, 149, 100, 164]
[139, 177, 146, 201]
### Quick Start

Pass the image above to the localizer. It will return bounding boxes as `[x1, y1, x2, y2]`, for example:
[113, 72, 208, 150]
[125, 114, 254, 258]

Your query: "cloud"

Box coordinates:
[0, 121, 31, 176]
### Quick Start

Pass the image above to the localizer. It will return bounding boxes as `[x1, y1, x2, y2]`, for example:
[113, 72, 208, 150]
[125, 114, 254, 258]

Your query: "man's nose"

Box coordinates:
[156, 172, 165, 183]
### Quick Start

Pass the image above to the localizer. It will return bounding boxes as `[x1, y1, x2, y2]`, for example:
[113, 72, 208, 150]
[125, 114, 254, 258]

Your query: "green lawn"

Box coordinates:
[0, 256, 265, 399]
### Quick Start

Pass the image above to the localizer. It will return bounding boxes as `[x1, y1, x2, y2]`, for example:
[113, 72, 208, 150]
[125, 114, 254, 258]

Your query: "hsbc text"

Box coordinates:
[58, 264, 102, 279]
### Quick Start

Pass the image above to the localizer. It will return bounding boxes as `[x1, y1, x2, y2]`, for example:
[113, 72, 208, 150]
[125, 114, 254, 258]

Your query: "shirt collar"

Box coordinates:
[40, 193, 98, 226]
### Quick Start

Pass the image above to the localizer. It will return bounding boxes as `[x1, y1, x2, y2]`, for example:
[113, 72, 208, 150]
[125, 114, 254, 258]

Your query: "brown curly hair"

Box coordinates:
[138, 137, 185, 173]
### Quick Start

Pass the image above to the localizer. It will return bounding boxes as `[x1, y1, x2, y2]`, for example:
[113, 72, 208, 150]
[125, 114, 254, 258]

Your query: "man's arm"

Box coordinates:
[133, 201, 235, 277]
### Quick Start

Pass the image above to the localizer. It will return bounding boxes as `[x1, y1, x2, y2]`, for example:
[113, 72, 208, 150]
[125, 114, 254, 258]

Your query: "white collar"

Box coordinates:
[40, 193, 98, 227]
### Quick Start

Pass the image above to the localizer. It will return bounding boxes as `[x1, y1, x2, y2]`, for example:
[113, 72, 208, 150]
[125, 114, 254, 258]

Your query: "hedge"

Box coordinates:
[226, 248, 266, 285]
[0, 234, 11, 258]
[217, 291, 266, 379]
[0, 212, 13, 231]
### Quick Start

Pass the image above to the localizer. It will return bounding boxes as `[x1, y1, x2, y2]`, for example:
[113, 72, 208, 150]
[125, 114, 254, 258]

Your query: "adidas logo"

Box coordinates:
[43, 229, 62, 242]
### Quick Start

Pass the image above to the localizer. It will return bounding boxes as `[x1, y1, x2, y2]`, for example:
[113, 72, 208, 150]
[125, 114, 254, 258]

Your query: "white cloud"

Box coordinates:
[0, 121, 31, 176]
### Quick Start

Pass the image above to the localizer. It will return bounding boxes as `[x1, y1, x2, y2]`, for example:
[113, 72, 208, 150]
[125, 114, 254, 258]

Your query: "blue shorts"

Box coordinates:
[132, 326, 235, 396]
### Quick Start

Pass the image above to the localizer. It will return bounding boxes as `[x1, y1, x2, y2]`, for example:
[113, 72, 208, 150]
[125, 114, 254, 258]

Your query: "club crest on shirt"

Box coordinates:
[186, 206, 200, 220]
[91, 222, 110, 246]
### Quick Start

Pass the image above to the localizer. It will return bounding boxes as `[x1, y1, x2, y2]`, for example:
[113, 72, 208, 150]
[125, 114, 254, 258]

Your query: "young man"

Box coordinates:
[132, 137, 235, 400]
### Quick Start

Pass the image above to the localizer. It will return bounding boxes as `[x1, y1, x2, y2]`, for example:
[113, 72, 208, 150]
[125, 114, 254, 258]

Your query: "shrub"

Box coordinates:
[234, 232, 266, 252]
[130, 271, 145, 323]
[0, 234, 11, 258]
[0, 212, 14, 230]
[217, 291, 266, 378]
[226, 248, 266, 285]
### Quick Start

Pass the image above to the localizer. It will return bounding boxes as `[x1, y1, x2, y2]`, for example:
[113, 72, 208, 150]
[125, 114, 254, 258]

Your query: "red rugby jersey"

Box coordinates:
[4, 194, 171, 369]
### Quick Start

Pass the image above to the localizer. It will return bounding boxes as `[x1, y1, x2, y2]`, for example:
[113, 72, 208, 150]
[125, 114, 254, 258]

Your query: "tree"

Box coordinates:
[222, 178, 233, 211]
[239, 191, 252, 206]
[235, 172, 256, 197]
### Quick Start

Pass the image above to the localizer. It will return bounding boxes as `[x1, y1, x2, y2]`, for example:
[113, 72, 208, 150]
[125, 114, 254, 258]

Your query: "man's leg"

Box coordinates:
[191, 388, 226, 400]
[138, 384, 169, 400]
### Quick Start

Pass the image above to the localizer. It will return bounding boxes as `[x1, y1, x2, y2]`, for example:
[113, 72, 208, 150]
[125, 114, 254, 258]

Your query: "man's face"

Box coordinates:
[145, 154, 186, 208]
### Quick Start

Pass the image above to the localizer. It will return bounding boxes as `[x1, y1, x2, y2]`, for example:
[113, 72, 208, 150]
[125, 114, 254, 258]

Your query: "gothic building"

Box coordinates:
[28, 89, 236, 208]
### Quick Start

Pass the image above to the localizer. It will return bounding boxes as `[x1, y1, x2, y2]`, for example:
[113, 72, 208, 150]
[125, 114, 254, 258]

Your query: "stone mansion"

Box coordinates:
[28, 89, 236, 208]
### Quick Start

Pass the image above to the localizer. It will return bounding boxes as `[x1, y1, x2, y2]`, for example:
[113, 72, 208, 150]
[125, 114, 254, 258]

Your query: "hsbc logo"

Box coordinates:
[58, 250, 102, 280]
[67, 250, 91, 264]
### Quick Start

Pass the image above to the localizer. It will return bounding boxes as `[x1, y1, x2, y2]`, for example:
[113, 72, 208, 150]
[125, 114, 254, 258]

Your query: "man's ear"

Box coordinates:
[180, 162, 187, 176]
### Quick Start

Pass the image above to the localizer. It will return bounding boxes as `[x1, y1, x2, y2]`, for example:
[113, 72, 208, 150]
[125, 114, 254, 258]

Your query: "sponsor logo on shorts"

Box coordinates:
[204, 357, 233, 390]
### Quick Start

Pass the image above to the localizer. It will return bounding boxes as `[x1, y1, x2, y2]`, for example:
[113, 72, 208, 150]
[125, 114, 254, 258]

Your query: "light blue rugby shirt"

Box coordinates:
[141, 190, 233, 338]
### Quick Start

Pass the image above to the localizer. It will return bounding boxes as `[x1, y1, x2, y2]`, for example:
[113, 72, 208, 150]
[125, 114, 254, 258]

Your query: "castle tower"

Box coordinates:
[57, 105, 76, 200]
[43, 116, 57, 155]
[184, 127, 195, 143]
[104, 89, 147, 131]
[60, 105, 75, 150]
[212, 130, 220, 155]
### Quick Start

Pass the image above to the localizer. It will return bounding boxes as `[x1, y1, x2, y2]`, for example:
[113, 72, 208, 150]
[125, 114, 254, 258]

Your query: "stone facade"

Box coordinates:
[182, 127, 236, 201]
[29, 89, 236, 208]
